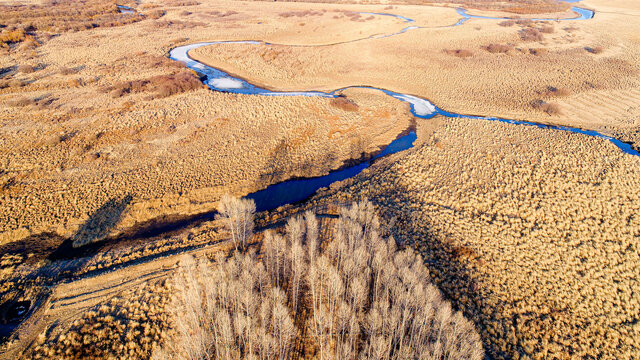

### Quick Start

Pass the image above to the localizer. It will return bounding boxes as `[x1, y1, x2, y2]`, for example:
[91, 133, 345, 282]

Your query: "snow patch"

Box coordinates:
[392, 94, 436, 116]
[209, 78, 245, 89]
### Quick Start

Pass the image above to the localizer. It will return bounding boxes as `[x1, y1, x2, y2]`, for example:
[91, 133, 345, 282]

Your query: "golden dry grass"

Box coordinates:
[301, 116, 640, 359]
[0, 0, 421, 244]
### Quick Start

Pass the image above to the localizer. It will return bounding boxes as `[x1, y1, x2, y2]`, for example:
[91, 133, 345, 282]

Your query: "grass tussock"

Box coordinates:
[58, 66, 76, 75]
[17, 64, 35, 74]
[485, 43, 513, 54]
[539, 25, 555, 34]
[521, 28, 544, 41]
[531, 99, 561, 115]
[529, 47, 548, 56]
[8, 96, 35, 107]
[545, 86, 572, 97]
[153, 19, 205, 29]
[166, 0, 200, 6]
[279, 10, 323, 18]
[155, 200, 484, 360]
[206, 10, 239, 17]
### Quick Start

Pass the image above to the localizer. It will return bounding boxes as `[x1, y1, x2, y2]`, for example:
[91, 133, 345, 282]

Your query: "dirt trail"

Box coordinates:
[0, 240, 232, 360]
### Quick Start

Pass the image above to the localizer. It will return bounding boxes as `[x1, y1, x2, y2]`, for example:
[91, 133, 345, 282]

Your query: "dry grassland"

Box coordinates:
[243, 0, 571, 15]
[2, 0, 640, 358]
[0, 0, 420, 245]
[300, 116, 640, 359]
[14, 203, 483, 360]
[192, 0, 640, 148]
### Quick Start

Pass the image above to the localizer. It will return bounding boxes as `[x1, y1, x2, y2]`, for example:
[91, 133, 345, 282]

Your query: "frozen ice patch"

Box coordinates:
[209, 78, 245, 89]
[391, 94, 436, 116]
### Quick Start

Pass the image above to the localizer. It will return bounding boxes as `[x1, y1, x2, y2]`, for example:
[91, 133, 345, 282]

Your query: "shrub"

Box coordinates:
[101, 70, 201, 99]
[167, 0, 199, 5]
[150, 70, 202, 98]
[516, 19, 534, 27]
[498, 20, 515, 27]
[9, 96, 34, 107]
[59, 66, 76, 75]
[521, 28, 544, 41]
[539, 25, 554, 34]
[546, 86, 572, 97]
[532, 99, 561, 115]
[529, 47, 548, 56]
[485, 43, 512, 53]
[207, 10, 238, 17]
[146, 9, 166, 19]
[17, 64, 35, 73]
[330, 96, 358, 112]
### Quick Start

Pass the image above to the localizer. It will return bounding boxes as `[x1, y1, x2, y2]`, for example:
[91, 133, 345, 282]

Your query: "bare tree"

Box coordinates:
[216, 194, 256, 252]
[158, 201, 484, 360]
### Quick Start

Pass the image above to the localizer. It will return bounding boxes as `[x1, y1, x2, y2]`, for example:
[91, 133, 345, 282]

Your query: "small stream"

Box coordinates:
[168, 1, 637, 212]
[454, 4, 594, 26]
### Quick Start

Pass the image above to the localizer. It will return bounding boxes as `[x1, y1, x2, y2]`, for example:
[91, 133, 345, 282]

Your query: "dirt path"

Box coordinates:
[0, 239, 232, 360]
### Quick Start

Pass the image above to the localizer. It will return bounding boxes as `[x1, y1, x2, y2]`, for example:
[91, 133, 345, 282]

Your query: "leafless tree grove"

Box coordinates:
[156, 201, 484, 359]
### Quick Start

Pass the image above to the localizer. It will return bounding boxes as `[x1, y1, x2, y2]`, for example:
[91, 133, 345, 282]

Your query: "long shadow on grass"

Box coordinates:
[360, 179, 506, 359]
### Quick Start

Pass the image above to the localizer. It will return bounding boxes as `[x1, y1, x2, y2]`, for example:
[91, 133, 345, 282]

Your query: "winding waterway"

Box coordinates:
[168, 1, 637, 212]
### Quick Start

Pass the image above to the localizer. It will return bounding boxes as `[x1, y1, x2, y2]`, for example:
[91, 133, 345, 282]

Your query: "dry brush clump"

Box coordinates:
[0, 0, 144, 50]
[444, 49, 474, 58]
[528, 47, 548, 56]
[485, 43, 513, 54]
[330, 96, 359, 112]
[279, 10, 324, 18]
[26, 281, 171, 360]
[100, 70, 202, 99]
[531, 99, 561, 115]
[545, 86, 572, 97]
[156, 200, 484, 359]
[585, 46, 604, 54]
[520, 28, 544, 42]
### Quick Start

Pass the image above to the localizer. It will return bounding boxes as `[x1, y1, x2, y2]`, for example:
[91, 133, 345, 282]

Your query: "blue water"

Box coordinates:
[117, 4, 135, 14]
[359, 12, 415, 23]
[454, 2, 594, 26]
[247, 132, 417, 212]
[168, 3, 637, 212]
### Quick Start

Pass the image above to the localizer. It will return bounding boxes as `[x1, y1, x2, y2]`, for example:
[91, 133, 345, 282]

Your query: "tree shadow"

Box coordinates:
[344, 176, 503, 358]
[71, 195, 133, 248]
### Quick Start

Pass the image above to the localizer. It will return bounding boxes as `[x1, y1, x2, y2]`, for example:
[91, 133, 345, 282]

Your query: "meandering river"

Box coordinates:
[168, 1, 636, 212]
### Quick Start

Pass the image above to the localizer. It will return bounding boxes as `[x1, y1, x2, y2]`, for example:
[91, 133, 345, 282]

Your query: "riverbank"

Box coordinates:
[0, 0, 423, 244]
[191, 0, 640, 147]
